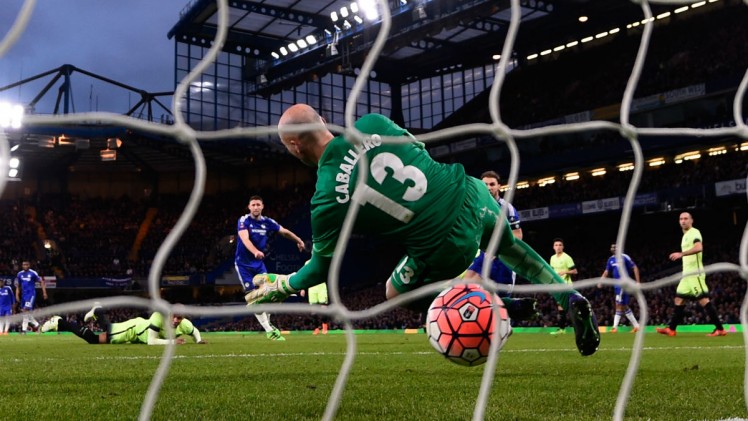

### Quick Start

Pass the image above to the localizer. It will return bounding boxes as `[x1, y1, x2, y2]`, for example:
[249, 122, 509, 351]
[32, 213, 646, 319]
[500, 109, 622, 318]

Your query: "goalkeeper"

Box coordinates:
[41, 305, 206, 345]
[247, 104, 599, 356]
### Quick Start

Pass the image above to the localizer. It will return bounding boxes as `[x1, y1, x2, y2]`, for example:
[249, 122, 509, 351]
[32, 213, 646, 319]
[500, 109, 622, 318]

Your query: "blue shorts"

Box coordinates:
[235, 263, 266, 292]
[0, 307, 11, 317]
[614, 285, 631, 306]
[20, 295, 36, 311]
[468, 251, 516, 295]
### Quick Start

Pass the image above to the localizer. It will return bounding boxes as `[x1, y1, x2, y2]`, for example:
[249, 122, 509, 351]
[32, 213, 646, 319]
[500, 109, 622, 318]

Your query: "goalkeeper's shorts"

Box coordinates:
[389, 177, 506, 294]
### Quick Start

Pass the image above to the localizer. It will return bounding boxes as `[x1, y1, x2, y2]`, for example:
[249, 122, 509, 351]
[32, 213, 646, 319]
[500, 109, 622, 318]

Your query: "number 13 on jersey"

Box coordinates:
[353, 151, 428, 223]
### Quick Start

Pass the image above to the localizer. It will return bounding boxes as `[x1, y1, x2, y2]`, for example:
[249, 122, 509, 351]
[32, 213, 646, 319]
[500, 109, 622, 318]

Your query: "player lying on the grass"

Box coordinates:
[41, 305, 206, 345]
[246, 104, 600, 356]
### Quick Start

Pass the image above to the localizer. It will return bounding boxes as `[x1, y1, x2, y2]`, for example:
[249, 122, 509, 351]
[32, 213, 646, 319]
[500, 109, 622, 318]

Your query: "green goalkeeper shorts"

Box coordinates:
[389, 177, 505, 294]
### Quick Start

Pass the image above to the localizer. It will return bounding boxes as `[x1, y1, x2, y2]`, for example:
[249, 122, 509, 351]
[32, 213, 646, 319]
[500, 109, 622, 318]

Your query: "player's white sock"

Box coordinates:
[22, 316, 29, 332]
[625, 310, 639, 328]
[254, 312, 274, 332]
[29, 315, 39, 328]
[0, 320, 6, 332]
[613, 313, 621, 329]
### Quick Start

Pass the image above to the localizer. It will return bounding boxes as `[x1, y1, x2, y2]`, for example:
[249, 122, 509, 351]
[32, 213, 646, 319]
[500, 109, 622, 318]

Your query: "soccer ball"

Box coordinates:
[426, 284, 512, 366]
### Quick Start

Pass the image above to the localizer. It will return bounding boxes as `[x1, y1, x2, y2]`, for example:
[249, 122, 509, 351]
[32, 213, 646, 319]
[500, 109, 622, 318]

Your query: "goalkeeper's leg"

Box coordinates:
[477, 190, 599, 355]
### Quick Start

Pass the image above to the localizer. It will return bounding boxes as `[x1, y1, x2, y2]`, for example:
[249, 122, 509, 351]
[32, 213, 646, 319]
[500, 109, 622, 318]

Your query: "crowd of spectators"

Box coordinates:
[0, 184, 313, 280]
[0, 201, 39, 274]
[2, 150, 742, 283]
[513, 153, 747, 210]
[0, 150, 744, 332]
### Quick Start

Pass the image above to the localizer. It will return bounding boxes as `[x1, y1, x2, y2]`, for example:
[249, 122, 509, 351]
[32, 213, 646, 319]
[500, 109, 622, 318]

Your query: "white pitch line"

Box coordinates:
[1, 345, 744, 363]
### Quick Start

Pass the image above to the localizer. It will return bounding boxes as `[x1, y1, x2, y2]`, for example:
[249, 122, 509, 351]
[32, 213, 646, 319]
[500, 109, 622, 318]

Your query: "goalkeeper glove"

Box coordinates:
[245, 273, 298, 305]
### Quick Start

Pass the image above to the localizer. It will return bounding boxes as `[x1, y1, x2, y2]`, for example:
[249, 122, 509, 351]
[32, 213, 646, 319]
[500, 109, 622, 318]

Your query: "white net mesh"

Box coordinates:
[1, 1, 747, 420]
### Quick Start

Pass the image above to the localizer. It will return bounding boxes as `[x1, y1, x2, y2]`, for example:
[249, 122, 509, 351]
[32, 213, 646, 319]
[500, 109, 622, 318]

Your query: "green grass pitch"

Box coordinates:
[2, 331, 745, 420]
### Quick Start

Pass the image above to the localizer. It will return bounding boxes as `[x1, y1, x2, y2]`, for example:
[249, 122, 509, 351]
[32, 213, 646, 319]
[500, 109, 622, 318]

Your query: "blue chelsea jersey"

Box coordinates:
[16, 269, 40, 299]
[235, 214, 281, 264]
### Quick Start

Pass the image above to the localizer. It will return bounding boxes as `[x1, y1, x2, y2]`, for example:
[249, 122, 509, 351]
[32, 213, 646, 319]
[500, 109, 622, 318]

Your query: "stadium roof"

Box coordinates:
[167, 0, 664, 95]
[2, 1, 734, 178]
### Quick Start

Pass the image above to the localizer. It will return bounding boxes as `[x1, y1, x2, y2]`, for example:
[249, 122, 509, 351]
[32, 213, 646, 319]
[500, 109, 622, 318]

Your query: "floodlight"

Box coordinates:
[0, 102, 24, 129]
[360, 0, 379, 20]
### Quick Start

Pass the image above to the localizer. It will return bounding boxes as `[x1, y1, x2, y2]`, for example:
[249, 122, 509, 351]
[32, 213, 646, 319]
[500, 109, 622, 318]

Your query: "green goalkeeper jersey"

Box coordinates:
[291, 113, 467, 290]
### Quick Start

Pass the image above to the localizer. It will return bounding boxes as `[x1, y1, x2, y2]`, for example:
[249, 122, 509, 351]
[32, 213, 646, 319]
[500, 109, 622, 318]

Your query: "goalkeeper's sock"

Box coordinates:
[497, 240, 575, 310]
[502, 297, 539, 321]
[702, 302, 724, 331]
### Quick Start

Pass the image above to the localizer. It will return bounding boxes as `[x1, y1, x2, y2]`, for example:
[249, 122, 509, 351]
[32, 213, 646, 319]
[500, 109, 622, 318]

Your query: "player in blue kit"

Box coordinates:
[464, 171, 537, 321]
[15, 261, 47, 333]
[599, 244, 641, 333]
[235, 195, 306, 341]
[0, 279, 16, 335]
